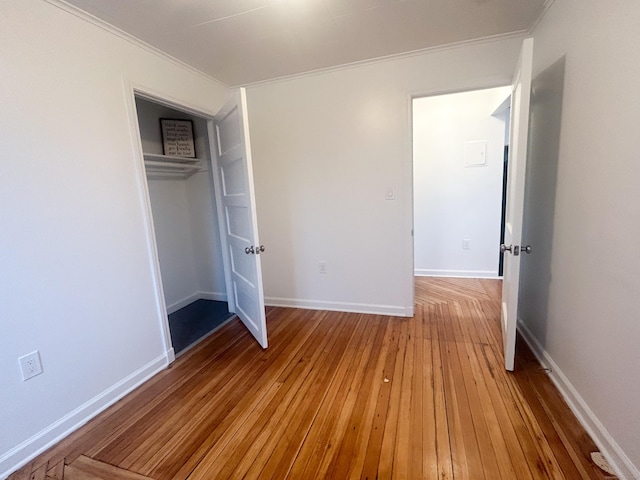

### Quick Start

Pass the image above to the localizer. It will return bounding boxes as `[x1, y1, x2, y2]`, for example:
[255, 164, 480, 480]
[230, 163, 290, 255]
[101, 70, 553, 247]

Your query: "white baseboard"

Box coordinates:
[166, 291, 228, 314]
[414, 269, 499, 279]
[199, 291, 227, 302]
[165, 347, 175, 364]
[0, 354, 168, 480]
[517, 319, 639, 480]
[265, 296, 413, 317]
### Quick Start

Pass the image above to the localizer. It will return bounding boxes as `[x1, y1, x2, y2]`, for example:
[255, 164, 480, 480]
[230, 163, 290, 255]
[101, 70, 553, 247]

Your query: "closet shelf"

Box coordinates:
[143, 153, 204, 178]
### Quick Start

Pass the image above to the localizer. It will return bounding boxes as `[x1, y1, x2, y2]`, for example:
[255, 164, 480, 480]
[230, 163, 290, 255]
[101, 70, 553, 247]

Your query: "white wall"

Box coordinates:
[146, 180, 201, 307]
[413, 87, 510, 278]
[246, 37, 523, 315]
[136, 98, 227, 311]
[186, 171, 227, 302]
[521, 0, 640, 477]
[0, 1, 229, 477]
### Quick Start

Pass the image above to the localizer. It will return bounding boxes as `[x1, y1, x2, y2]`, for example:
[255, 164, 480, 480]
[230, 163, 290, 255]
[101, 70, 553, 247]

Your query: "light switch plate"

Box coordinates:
[386, 187, 395, 200]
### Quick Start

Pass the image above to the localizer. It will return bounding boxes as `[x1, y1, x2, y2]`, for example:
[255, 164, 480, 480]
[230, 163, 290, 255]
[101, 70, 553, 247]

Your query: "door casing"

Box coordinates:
[125, 82, 248, 362]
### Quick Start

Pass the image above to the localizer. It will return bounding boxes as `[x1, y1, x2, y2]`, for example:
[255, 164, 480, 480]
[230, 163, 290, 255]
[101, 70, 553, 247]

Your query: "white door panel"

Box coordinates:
[212, 88, 267, 348]
[501, 38, 533, 371]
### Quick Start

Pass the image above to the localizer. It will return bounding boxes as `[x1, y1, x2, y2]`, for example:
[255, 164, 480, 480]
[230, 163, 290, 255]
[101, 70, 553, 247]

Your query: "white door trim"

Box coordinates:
[122, 79, 227, 363]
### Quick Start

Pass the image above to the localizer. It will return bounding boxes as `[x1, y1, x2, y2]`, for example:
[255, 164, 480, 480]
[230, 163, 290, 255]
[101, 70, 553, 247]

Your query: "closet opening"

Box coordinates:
[134, 94, 233, 356]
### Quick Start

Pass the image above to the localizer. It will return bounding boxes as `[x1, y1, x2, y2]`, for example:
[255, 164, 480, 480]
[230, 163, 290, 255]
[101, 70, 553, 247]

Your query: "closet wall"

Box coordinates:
[135, 97, 226, 312]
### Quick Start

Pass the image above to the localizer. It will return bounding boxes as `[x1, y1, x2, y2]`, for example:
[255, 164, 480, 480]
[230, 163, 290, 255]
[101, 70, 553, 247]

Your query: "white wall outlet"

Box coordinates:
[18, 351, 43, 381]
[319, 260, 327, 274]
[463, 239, 471, 250]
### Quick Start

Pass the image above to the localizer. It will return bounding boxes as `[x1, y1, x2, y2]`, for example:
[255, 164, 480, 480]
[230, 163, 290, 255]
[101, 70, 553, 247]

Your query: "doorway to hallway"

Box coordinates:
[412, 87, 511, 280]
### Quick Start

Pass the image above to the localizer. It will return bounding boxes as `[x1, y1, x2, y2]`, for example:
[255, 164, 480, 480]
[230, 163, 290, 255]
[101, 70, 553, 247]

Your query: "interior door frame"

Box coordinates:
[408, 83, 511, 303]
[123, 80, 232, 364]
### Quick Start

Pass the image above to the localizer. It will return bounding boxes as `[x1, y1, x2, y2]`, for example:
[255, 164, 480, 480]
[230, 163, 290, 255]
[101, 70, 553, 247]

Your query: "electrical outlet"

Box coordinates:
[319, 261, 327, 274]
[18, 351, 43, 381]
[463, 239, 471, 250]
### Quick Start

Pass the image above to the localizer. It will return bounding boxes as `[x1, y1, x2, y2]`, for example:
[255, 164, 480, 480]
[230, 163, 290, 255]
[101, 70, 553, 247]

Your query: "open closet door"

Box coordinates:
[212, 88, 267, 348]
[501, 38, 533, 371]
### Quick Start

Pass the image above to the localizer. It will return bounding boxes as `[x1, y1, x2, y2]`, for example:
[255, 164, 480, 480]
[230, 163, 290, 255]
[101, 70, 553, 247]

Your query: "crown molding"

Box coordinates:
[240, 30, 529, 89]
[43, 0, 547, 91]
[42, 0, 229, 90]
[528, 0, 557, 34]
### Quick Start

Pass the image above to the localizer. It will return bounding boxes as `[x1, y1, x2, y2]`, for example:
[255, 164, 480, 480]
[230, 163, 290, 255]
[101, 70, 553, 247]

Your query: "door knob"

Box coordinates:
[521, 245, 532, 254]
[501, 244, 520, 256]
[245, 245, 265, 255]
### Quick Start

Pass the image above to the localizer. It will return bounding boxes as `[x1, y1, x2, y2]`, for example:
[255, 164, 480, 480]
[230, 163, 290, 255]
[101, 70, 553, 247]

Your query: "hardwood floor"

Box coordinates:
[9, 277, 616, 479]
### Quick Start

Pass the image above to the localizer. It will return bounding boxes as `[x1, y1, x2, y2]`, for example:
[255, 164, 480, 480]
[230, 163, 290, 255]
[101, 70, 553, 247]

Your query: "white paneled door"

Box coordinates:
[212, 89, 267, 348]
[501, 38, 534, 371]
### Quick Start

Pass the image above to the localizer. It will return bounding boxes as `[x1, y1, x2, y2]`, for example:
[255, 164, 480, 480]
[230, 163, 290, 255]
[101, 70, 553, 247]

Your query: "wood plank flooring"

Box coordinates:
[9, 277, 616, 479]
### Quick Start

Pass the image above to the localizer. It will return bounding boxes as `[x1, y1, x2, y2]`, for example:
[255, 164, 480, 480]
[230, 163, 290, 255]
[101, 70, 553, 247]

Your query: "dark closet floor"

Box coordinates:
[168, 300, 234, 355]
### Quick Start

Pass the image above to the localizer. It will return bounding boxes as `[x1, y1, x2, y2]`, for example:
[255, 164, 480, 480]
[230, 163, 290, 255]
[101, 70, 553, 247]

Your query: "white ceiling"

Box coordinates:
[64, 0, 546, 86]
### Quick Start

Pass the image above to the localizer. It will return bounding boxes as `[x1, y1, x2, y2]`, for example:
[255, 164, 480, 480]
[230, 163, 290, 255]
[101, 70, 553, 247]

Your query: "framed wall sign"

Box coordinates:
[160, 118, 196, 158]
